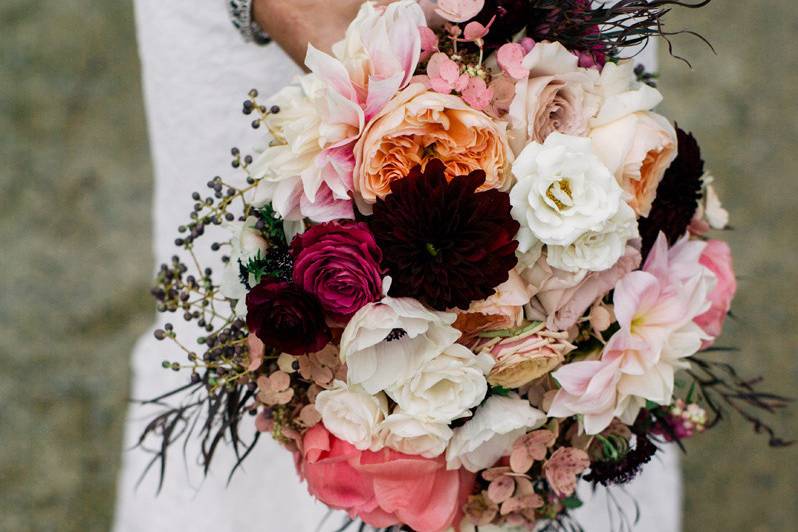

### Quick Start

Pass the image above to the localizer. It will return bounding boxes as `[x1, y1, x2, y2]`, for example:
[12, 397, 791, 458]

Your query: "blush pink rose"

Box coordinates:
[302, 424, 475, 532]
[523, 244, 642, 331]
[290, 220, 383, 323]
[694, 240, 737, 346]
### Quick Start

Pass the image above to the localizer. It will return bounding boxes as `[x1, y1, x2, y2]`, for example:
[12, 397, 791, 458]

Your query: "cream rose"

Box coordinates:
[590, 111, 678, 217]
[314, 381, 388, 450]
[446, 395, 547, 472]
[353, 83, 514, 213]
[508, 41, 600, 154]
[546, 201, 639, 273]
[510, 133, 623, 252]
[387, 343, 494, 423]
[378, 412, 453, 458]
[339, 288, 461, 394]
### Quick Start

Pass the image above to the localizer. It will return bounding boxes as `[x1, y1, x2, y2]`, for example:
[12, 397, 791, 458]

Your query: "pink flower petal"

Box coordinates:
[497, 42, 529, 80]
[461, 76, 493, 110]
[435, 0, 485, 23]
[418, 26, 439, 62]
[487, 475, 515, 504]
[463, 21, 487, 41]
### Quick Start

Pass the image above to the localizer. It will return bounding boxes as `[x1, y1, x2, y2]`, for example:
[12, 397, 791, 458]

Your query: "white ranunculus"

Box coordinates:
[387, 343, 494, 423]
[510, 132, 623, 252]
[219, 216, 269, 317]
[378, 411, 453, 458]
[314, 381, 388, 450]
[446, 395, 547, 472]
[546, 201, 639, 273]
[591, 60, 663, 128]
[339, 291, 461, 394]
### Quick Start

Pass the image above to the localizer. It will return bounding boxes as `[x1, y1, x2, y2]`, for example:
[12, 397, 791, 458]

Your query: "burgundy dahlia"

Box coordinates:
[368, 159, 520, 311]
[290, 220, 383, 322]
[638, 126, 704, 257]
[246, 278, 330, 356]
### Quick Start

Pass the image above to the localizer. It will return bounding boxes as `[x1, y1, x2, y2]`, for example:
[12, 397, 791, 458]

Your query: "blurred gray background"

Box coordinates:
[1, 1, 795, 531]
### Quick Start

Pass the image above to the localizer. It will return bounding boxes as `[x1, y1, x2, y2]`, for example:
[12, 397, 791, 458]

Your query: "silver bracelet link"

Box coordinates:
[227, 0, 271, 45]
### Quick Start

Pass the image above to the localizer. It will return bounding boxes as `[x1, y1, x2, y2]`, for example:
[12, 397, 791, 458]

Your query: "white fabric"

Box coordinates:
[114, 1, 678, 531]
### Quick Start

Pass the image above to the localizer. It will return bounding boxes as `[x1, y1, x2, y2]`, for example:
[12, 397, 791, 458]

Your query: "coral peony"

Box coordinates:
[290, 220, 383, 322]
[302, 424, 474, 532]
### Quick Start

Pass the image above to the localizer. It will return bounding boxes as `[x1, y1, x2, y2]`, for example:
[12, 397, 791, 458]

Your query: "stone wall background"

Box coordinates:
[1, 1, 795, 531]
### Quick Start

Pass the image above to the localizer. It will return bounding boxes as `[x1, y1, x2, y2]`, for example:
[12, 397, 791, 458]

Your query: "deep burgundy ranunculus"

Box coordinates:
[368, 159, 520, 311]
[245, 278, 330, 356]
[290, 220, 383, 322]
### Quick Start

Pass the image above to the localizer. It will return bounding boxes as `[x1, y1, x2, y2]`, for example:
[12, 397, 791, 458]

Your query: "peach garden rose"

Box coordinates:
[352, 83, 514, 212]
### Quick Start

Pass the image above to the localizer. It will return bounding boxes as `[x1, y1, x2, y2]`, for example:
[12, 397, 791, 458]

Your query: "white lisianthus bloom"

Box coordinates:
[340, 288, 461, 394]
[446, 395, 547, 472]
[314, 380, 388, 450]
[378, 411, 453, 458]
[510, 132, 623, 252]
[219, 215, 268, 317]
[546, 202, 639, 273]
[387, 343, 494, 423]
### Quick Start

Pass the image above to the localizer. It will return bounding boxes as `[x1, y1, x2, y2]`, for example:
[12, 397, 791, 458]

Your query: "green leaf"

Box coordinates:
[491, 385, 511, 397]
[561, 494, 583, 509]
[255, 203, 288, 248]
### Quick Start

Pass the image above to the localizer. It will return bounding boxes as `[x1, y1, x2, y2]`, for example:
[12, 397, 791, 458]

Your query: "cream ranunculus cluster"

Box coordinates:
[315, 281, 497, 458]
[510, 132, 637, 273]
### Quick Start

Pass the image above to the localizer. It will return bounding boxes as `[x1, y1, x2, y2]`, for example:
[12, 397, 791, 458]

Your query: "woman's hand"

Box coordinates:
[253, 0, 368, 66]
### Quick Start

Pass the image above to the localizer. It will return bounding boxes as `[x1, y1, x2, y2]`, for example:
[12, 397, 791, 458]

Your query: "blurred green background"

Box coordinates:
[0, 1, 795, 531]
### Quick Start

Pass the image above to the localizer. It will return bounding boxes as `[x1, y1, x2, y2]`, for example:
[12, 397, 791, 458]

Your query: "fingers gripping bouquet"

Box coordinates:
[140, 1, 791, 530]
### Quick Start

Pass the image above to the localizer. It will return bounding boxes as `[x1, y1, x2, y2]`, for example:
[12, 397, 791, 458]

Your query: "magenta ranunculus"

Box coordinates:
[290, 221, 383, 322]
[694, 239, 737, 347]
[246, 278, 331, 356]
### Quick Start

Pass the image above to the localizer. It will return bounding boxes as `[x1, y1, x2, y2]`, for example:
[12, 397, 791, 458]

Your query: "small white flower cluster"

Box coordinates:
[314, 279, 546, 467]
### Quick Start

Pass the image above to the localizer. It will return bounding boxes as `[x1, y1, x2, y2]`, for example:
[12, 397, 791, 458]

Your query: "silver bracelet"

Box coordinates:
[227, 0, 272, 45]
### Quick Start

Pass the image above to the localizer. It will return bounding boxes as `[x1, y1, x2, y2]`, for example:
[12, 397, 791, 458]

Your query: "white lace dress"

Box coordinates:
[113, 2, 679, 531]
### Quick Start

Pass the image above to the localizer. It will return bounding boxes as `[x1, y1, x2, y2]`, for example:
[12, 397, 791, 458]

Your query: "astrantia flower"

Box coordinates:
[246, 279, 331, 356]
[369, 159, 520, 311]
[290, 220, 383, 323]
[638, 127, 705, 257]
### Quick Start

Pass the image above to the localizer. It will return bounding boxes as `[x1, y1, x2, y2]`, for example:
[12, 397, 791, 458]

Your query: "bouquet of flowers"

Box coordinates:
[139, 1, 790, 530]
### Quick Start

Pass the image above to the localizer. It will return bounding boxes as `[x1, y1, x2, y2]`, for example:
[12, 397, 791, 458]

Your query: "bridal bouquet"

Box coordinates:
[140, 1, 790, 530]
